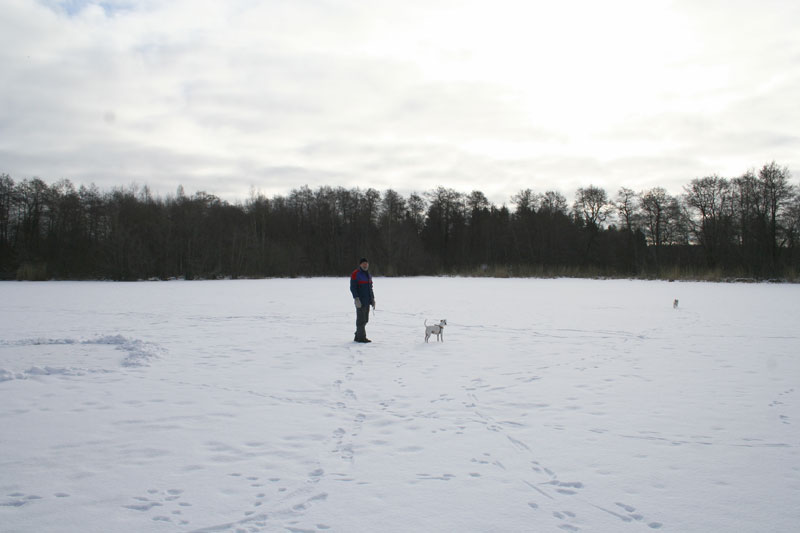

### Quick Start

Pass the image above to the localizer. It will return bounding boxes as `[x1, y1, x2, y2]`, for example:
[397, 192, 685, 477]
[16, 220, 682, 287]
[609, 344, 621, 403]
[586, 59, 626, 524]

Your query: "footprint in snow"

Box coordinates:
[122, 488, 188, 525]
[592, 502, 663, 529]
[1, 492, 44, 507]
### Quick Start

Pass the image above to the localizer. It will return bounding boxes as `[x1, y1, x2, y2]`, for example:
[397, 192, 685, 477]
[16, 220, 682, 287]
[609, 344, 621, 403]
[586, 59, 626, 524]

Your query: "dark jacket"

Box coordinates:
[350, 267, 374, 306]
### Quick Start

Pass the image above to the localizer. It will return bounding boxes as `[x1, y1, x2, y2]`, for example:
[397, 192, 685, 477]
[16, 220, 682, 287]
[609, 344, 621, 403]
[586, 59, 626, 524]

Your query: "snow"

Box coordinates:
[1, 278, 798, 533]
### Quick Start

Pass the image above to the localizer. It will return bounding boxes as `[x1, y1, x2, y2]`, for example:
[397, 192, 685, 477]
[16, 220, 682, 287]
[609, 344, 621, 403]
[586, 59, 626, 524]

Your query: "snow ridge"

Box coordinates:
[0, 335, 164, 382]
[91, 334, 164, 367]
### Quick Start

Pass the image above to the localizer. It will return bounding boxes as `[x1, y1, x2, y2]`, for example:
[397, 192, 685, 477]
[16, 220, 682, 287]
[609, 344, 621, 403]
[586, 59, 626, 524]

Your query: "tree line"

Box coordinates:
[1, 161, 798, 281]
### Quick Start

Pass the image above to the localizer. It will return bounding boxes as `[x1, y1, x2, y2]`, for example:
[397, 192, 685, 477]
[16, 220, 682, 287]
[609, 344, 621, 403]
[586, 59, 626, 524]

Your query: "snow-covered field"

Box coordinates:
[1, 278, 798, 533]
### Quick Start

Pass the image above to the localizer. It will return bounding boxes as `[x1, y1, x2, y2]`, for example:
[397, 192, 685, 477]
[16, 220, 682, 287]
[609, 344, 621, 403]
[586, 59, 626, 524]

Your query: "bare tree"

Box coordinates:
[639, 187, 670, 248]
[406, 193, 426, 234]
[573, 185, 610, 230]
[663, 195, 690, 246]
[466, 190, 490, 214]
[784, 191, 800, 257]
[511, 188, 536, 214]
[684, 175, 733, 267]
[614, 187, 639, 234]
[423, 187, 465, 267]
[379, 189, 406, 273]
[759, 161, 794, 265]
[0, 174, 14, 252]
[538, 190, 568, 215]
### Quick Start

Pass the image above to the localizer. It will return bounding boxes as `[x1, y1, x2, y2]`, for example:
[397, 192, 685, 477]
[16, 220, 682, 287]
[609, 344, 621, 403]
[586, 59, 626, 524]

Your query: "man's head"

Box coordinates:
[359, 258, 369, 270]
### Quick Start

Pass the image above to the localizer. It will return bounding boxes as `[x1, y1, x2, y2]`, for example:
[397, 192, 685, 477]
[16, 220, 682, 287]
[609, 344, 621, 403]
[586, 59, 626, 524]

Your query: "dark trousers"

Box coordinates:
[355, 305, 370, 341]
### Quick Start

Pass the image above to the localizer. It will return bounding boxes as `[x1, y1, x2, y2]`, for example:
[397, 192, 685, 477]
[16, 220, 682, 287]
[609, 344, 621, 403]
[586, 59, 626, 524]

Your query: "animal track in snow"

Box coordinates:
[553, 509, 580, 531]
[591, 502, 663, 529]
[1, 492, 44, 507]
[543, 479, 585, 495]
[470, 452, 506, 471]
[122, 488, 189, 525]
[769, 388, 795, 424]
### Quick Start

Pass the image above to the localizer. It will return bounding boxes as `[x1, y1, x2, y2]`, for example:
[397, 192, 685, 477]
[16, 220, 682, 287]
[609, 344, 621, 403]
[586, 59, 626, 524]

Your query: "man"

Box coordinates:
[350, 257, 375, 343]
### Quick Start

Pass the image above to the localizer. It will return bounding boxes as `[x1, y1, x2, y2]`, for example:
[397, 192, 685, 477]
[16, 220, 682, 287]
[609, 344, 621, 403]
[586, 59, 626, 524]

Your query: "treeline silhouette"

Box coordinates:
[1, 161, 798, 281]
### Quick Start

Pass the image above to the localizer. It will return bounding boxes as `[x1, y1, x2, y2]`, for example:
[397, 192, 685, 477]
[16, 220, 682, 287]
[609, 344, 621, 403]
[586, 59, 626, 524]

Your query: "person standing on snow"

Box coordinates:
[350, 258, 375, 343]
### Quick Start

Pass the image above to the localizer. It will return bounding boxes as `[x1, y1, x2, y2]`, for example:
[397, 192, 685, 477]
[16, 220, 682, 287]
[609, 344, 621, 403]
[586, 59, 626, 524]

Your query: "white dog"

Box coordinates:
[673, 299, 679, 309]
[425, 319, 447, 343]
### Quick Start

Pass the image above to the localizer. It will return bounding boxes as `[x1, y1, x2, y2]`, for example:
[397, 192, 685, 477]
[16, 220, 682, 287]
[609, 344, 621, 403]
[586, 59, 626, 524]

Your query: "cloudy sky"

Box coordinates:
[2, 0, 799, 204]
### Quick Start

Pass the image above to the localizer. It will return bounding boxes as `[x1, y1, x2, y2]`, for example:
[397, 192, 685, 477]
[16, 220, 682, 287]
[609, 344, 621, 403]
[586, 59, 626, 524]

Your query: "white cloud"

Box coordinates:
[1, 0, 798, 203]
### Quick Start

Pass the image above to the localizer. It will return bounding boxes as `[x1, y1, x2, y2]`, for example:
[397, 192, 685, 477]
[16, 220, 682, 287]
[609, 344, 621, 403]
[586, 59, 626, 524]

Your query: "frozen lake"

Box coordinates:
[1, 278, 798, 532]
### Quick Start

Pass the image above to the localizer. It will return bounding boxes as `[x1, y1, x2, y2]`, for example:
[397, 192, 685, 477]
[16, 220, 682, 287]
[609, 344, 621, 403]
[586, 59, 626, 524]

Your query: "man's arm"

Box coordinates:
[350, 270, 359, 298]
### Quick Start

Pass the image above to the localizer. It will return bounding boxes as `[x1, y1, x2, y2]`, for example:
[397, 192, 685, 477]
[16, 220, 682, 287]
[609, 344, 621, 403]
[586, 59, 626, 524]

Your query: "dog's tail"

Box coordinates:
[424, 319, 429, 327]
